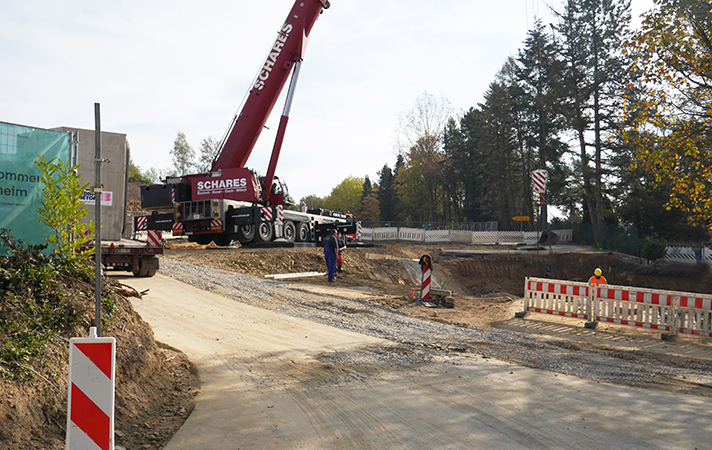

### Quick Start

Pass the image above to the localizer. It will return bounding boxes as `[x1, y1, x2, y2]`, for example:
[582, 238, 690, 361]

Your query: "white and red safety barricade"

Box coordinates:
[356, 221, 362, 240]
[521, 277, 712, 339]
[66, 327, 116, 450]
[261, 207, 273, 222]
[595, 286, 674, 331]
[210, 219, 222, 231]
[676, 293, 712, 337]
[172, 221, 184, 235]
[135, 216, 148, 231]
[276, 205, 283, 226]
[524, 277, 590, 319]
[146, 230, 162, 247]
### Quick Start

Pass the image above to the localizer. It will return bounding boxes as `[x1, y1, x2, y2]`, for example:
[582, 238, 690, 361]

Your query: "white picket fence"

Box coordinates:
[360, 227, 573, 245]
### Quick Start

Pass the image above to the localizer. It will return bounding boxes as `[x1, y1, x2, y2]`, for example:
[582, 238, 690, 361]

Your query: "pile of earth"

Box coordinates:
[0, 274, 198, 450]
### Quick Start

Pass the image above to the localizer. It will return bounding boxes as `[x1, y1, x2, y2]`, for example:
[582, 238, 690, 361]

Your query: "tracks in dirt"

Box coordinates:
[119, 270, 712, 449]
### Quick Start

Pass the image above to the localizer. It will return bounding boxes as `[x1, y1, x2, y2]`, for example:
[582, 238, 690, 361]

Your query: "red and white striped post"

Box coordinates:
[276, 205, 284, 238]
[418, 254, 433, 305]
[356, 221, 362, 241]
[66, 327, 116, 450]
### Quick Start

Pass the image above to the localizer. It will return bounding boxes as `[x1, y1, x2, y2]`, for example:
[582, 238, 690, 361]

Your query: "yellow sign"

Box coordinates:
[512, 216, 530, 222]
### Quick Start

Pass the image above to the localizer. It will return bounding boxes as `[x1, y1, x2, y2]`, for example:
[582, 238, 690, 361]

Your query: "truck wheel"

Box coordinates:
[213, 234, 232, 247]
[145, 270, 157, 277]
[296, 222, 310, 242]
[283, 221, 296, 243]
[194, 234, 213, 245]
[255, 222, 274, 242]
[237, 224, 256, 243]
[133, 269, 149, 277]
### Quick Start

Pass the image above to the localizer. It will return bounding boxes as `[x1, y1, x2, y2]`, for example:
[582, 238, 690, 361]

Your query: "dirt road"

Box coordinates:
[121, 273, 712, 449]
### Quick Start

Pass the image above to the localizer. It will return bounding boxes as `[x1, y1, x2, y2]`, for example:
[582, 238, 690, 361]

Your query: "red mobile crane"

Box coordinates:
[140, 0, 357, 246]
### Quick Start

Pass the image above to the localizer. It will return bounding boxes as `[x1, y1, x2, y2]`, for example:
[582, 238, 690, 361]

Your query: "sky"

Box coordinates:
[1, 0, 654, 203]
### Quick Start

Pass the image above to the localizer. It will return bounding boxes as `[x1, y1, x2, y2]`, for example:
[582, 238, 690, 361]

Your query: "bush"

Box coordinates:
[640, 238, 667, 261]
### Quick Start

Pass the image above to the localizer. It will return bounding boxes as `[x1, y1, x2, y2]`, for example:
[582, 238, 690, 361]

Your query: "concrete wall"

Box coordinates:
[52, 127, 128, 241]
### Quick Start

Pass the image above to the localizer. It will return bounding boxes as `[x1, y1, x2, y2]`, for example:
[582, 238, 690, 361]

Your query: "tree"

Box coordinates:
[323, 176, 364, 215]
[299, 195, 324, 210]
[397, 135, 446, 222]
[171, 131, 195, 175]
[516, 21, 569, 226]
[395, 92, 454, 153]
[377, 164, 397, 222]
[623, 0, 712, 232]
[553, 0, 633, 242]
[196, 136, 221, 173]
[35, 156, 94, 273]
[128, 158, 152, 183]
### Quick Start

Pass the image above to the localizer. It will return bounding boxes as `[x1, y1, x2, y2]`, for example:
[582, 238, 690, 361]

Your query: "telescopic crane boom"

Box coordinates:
[211, 0, 330, 202]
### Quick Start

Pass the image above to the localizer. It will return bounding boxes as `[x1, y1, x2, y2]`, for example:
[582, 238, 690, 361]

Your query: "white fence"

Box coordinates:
[523, 277, 712, 338]
[360, 227, 572, 245]
[664, 245, 712, 264]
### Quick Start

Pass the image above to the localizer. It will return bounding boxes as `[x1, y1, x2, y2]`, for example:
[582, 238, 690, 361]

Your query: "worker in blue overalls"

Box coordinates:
[323, 228, 339, 282]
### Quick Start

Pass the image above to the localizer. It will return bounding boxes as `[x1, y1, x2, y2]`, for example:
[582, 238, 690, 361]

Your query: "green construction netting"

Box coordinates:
[0, 121, 70, 247]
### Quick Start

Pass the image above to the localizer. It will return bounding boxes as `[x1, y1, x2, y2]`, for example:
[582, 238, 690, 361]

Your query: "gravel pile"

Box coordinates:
[160, 260, 712, 395]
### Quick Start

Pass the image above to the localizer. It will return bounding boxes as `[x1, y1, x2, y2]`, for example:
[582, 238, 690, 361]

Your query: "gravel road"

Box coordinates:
[159, 260, 712, 395]
[122, 261, 712, 449]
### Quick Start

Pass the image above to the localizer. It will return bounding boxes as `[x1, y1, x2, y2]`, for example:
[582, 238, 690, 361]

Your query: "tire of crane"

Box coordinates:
[193, 234, 214, 245]
[237, 224, 256, 243]
[283, 221, 296, 243]
[213, 234, 232, 247]
[133, 269, 149, 277]
[296, 222, 310, 242]
[145, 270, 157, 277]
[255, 222, 274, 243]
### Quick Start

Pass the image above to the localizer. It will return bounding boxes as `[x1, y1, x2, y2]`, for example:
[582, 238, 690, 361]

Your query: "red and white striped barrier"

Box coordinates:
[677, 293, 712, 337]
[356, 221, 362, 240]
[135, 216, 147, 231]
[260, 207, 273, 222]
[66, 327, 116, 450]
[524, 278, 590, 319]
[421, 264, 431, 301]
[595, 286, 674, 331]
[210, 219, 222, 231]
[276, 205, 283, 226]
[146, 230, 162, 247]
[172, 221, 183, 235]
[521, 277, 712, 339]
[532, 169, 548, 194]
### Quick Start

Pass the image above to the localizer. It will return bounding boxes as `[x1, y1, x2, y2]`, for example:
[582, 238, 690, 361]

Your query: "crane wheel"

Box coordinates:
[213, 234, 232, 247]
[296, 222, 310, 242]
[193, 234, 213, 245]
[237, 224, 256, 243]
[283, 221, 296, 243]
[255, 222, 274, 243]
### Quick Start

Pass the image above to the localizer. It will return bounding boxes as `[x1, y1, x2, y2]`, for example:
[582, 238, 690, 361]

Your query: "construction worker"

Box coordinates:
[589, 268, 607, 286]
[323, 229, 339, 282]
[336, 232, 345, 277]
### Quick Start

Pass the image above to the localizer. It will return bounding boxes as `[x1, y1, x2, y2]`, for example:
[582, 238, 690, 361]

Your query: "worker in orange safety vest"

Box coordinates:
[589, 268, 607, 286]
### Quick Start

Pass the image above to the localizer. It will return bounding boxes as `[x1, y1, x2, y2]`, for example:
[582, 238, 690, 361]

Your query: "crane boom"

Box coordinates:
[211, 0, 330, 172]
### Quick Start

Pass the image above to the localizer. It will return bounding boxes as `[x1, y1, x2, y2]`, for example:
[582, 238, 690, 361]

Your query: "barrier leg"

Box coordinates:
[584, 290, 598, 329]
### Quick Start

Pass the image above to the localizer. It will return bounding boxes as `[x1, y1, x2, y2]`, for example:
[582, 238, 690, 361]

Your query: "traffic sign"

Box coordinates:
[512, 216, 530, 222]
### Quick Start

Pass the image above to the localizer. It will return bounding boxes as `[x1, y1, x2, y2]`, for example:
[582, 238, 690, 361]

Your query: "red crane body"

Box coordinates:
[210, 0, 329, 196]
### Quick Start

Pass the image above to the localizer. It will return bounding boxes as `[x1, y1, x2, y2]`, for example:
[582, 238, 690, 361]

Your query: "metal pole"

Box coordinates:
[94, 103, 102, 336]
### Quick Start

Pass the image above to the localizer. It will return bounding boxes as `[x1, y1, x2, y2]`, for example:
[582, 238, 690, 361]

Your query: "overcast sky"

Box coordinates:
[1, 0, 653, 202]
